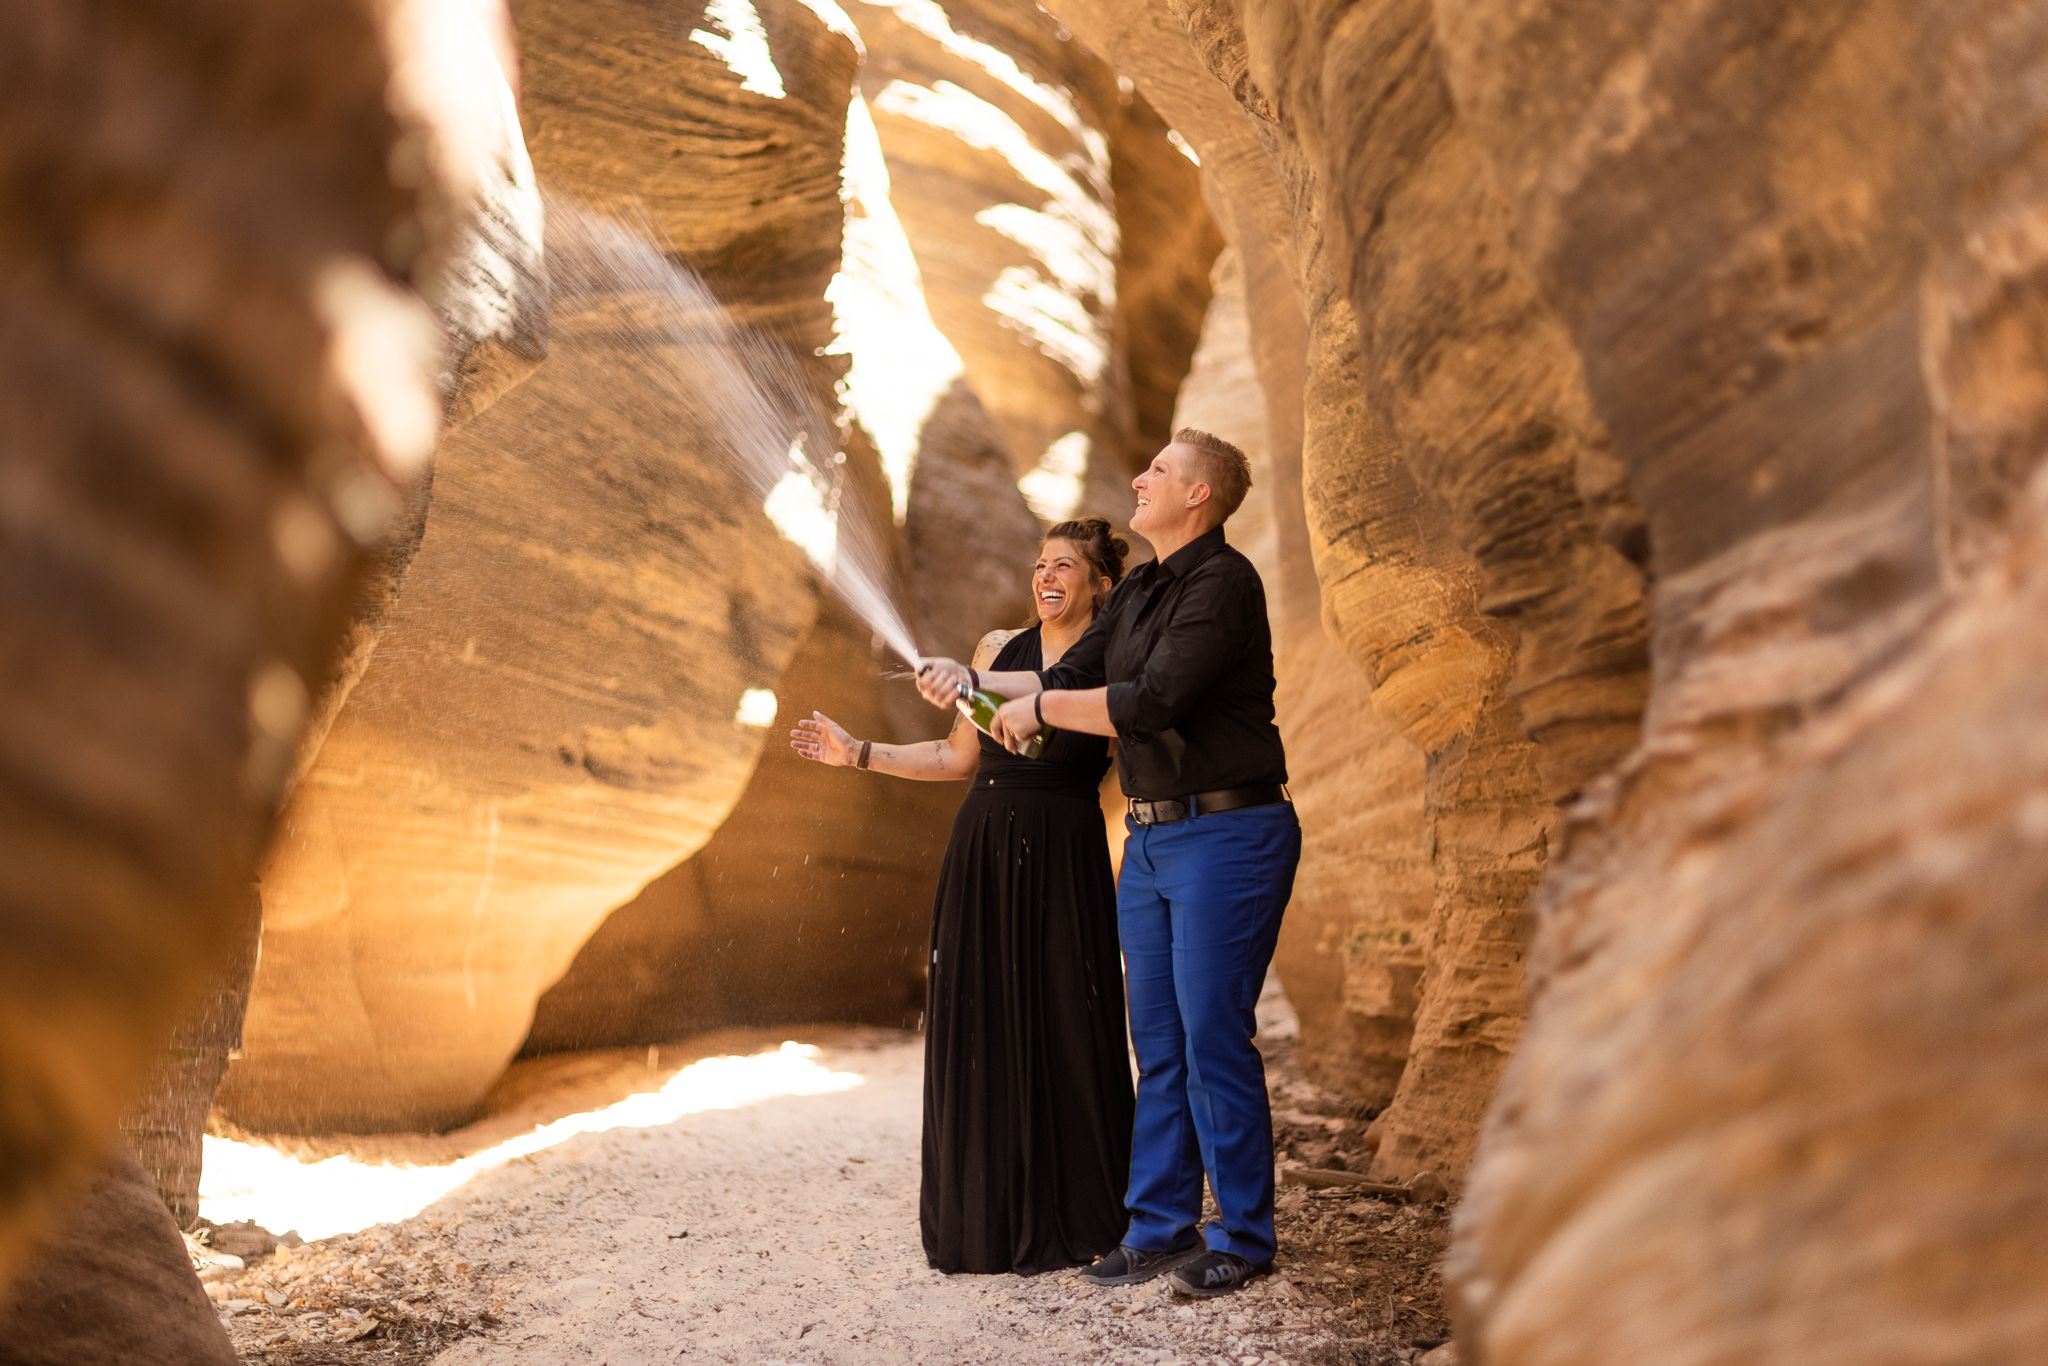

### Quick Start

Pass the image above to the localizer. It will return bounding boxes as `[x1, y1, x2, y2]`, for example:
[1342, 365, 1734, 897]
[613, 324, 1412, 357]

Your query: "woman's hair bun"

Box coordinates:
[1043, 516, 1130, 585]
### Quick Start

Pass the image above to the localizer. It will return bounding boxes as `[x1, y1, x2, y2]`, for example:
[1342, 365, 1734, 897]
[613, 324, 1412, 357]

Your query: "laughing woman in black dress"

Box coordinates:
[789, 518, 1134, 1275]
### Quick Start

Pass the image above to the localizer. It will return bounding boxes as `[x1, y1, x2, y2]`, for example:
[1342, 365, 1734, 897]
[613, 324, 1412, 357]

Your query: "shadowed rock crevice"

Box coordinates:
[1110, 88, 1227, 472]
[0, 1149, 238, 1366]
[119, 886, 263, 1229]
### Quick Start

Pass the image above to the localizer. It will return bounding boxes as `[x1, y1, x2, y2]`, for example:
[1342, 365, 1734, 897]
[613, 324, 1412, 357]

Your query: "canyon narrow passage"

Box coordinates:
[201, 986, 1448, 1366]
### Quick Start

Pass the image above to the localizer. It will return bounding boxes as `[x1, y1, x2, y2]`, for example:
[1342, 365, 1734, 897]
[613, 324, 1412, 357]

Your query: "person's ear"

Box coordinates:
[1186, 482, 1213, 509]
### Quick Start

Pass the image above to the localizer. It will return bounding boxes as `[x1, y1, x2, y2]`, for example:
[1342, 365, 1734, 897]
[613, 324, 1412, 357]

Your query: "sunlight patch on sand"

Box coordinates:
[200, 1043, 864, 1240]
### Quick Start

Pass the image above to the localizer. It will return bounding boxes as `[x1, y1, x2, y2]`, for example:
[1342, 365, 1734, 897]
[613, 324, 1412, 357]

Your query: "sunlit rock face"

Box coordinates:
[225, 0, 1223, 1127]
[842, 0, 1213, 526]
[219, 0, 869, 1134]
[528, 383, 1043, 1051]
[0, 0, 462, 1289]
[521, 4, 1220, 1060]
[295, 0, 550, 810]
[1438, 3, 2048, 1361]
[524, 600, 962, 1048]
[1110, 95, 1225, 476]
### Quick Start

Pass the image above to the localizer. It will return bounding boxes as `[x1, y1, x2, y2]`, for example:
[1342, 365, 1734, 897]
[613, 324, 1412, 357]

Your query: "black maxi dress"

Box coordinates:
[920, 627, 1136, 1275]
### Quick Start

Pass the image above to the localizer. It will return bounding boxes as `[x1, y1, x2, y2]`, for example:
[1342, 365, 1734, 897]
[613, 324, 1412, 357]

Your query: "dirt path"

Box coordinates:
[204, 990, 1451, 1365]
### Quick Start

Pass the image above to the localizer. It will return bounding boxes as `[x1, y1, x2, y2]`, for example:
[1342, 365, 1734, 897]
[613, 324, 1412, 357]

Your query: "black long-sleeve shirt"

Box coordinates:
[1039, 525, 1289, 800]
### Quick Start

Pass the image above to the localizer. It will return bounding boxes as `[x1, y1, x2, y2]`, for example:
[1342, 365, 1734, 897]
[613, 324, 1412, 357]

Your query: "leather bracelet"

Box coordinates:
[967, 667, 980, 692]
[857, 740, 872, 770]
[1034, 692, 1045, 727]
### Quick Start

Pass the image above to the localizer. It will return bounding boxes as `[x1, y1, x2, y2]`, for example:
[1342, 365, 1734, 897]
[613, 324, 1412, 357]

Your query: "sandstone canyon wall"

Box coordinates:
[12, 0, 2045, 1360]
[1175, 246, 1435, 1110]
[219, 0, 888, 1133]
[526, 0, 1225, 1052]
[0, 0, 499, 1288]
[1040, 0, 2048, 1358]
[848, 0, 1123, 522]
[221, 0, 1225, 1126]
[1044, 0, 1651, 1183]
[1436, 3, 2048, 1361]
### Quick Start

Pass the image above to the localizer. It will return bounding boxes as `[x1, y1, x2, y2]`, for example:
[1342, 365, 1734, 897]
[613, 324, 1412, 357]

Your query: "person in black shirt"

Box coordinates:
[915, 428, 1300, 1298]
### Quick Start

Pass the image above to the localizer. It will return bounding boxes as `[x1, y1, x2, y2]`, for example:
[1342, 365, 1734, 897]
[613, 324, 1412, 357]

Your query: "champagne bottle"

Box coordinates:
[957, 681, 1051, 759]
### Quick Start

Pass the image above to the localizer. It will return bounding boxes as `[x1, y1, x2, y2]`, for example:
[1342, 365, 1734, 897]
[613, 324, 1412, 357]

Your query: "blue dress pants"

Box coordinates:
[1117, 802, 1300, 1263]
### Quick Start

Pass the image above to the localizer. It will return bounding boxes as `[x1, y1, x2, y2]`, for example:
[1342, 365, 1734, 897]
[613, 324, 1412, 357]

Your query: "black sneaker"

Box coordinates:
[1166, 1249, 1272, 1298]
[1079, 1237, 1203, 1286]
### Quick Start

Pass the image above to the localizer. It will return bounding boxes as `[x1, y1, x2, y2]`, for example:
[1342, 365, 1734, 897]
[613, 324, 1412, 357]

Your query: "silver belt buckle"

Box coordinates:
[1130, 798, 1187, 826]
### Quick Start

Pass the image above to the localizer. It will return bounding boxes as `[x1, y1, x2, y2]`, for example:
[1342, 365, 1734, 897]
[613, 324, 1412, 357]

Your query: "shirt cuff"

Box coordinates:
[1104, 680, 1142, 740]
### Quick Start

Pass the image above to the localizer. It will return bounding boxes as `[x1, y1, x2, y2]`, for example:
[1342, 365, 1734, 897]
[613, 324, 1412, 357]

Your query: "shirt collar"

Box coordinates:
[1155, 524, 1227, 581]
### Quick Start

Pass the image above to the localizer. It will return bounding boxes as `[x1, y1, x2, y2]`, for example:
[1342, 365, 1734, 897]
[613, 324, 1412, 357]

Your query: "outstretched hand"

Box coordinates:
[790, 711, 858, 766]
[916, 657, 970, 709]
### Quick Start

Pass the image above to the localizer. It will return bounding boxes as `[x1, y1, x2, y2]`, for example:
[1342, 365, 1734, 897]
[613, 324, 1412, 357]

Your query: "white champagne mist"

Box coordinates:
[544, 196, 923, 669]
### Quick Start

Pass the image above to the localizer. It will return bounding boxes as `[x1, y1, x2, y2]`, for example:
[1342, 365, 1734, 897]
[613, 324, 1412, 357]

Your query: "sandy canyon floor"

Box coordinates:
[200, 985, 1450, 1366]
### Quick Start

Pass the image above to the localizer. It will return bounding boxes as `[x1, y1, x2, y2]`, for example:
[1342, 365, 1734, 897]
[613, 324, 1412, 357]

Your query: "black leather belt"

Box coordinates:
[1128, 783, 1288, 826]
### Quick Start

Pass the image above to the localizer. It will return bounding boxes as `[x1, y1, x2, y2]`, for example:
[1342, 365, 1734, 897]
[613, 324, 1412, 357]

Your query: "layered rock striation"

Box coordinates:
[843, 0, 1211, 526]
[976, 3, 2048, 1359]
[1440, 3, 2048, 1360]
[1047, 0, 1651, 1182]
[1058, 14, 2048, 1363]
[1177, 248, 1434, 1108]
[1053, 0, 2048, 1353]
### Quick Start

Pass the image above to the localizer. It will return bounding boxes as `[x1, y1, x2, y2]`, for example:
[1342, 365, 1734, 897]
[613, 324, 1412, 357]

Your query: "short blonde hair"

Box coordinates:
[1172, 427, 1253, 520]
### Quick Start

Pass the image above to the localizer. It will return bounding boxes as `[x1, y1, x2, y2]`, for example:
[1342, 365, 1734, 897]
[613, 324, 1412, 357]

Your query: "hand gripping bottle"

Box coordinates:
[957, 680, 1051, 759]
